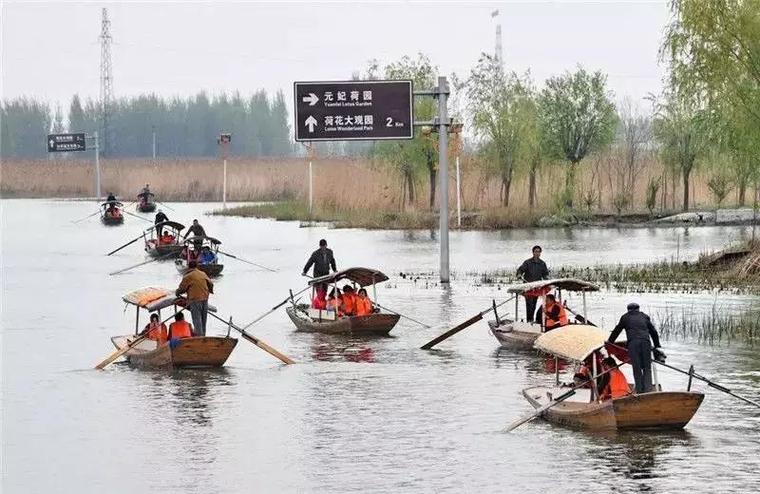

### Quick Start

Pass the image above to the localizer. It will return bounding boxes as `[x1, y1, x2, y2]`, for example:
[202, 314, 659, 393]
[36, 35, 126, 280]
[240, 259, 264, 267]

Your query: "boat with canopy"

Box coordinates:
[488, 278, 599, 350]
[136, 191, 157, 212]
[519, 325, 704, 430]
[109, 287, 237, 369]
[100, 201, 124, 225]
[144, 221, 185, 258]
[286, 267, 400, 335]
[175, 236, 224, 277]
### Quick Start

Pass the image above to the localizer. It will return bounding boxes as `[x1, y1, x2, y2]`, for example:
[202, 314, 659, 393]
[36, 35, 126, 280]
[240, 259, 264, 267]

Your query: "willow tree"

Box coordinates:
[537, 67, 617, 208]
[466, 54, 536, 207]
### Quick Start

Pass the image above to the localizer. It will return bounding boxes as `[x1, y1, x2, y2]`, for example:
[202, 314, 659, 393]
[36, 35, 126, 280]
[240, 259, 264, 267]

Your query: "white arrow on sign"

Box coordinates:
[302, 93, 319, 106]
[305, 116, 318, 133]
[49, 139, 55, 148]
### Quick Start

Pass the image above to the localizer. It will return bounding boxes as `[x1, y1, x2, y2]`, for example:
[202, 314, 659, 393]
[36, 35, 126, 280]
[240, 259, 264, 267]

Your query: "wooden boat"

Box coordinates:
[100, 201, 124, 225]
[136, 190, 157, 212]
[285, 267, 400, 336]
[144, 220, 185, 258]
[519, 325, 704, 430]
[108, 287, 235, 370]
[174, 236, 224, 277]
[488, 278, 599, 350]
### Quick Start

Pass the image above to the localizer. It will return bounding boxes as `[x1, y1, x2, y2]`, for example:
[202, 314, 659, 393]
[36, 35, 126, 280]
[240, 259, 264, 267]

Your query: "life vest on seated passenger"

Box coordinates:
[169, 320, 193, 339]
[602, 368, 630, 400]
[545, 302, 568, 328]
[342, 293, 357, 315]
[146, 323, 168, 344]
[355, 296, 372, 316]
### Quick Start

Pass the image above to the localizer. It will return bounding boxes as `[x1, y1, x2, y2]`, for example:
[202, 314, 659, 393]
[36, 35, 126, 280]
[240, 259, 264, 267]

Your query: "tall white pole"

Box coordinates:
[456, 155, 462, 229]
[223, 158, 227, 210]
[309, 159, 313, 214]
[152, 129, 156, 163]
[94, 131, 101, 200]
[438, 76, 450, 284]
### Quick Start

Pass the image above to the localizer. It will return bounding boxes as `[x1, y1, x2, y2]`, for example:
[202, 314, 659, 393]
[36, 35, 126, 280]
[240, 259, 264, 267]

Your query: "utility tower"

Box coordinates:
[492, 9, 503, 67]
[99, 8, 114, 156]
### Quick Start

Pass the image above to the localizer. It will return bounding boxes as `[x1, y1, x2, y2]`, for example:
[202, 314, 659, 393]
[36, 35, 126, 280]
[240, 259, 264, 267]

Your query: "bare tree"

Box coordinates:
[616, 98, 652, 207]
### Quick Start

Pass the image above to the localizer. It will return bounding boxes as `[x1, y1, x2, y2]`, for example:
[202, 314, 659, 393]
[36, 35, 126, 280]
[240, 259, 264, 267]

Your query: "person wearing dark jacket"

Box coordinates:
[154, 210, 169, 236]
[516, 245, 549, 322]
[183, 219, 207, 251]
[607, 303, 664, 394]
[302, 239, 336, 278]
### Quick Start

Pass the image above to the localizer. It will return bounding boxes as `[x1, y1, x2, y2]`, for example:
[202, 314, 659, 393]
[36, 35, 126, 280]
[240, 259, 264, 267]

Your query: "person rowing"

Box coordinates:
[302, 239, 336, 278]
[155, 209, 169, 236]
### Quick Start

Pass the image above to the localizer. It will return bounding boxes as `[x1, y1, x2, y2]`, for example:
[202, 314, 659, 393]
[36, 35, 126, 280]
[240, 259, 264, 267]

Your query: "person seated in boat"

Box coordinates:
[168, 312, 194, 340]
[541, 294, 568, 331]
[573, 362, 593, 388]
[355, 288, 373, 316]
[341, 285, 357, 316]
[143, 313, 168, 345]
[312, 283, 327, 310]
[199, 245, 217, 265]
[326, 288, 343, 316]
[599, 357, 630, 401]
[160, 231, 175, 245]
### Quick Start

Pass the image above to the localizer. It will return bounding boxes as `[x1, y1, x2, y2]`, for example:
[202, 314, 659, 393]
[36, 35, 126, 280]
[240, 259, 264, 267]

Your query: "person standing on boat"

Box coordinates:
[176, 261, 214, 336]
[154, 209, 169, 237]
[607, 303, 664, 394]
[302, 239, 336, 278]
[183, 219, 207, 251]
[516, 245, 549, 323]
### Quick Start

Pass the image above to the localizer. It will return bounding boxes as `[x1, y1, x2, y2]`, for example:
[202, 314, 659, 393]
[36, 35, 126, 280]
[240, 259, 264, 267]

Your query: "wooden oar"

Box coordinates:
[606, 342, 760, 409]
[241, 285, 312, 330]
[208, 311, 295, 364]
[504, 361, 625, 432]
[94, 332, 149, 369]
[106, 234, 144, 256]
[373, 302, 431, 328]
[420, 295, 516, 350]
[72, 210, 101, 224]
[155, 200, 176, 211]
[109, 251, 175, 276]
[124, 210, 153, 223]
[218, 250, 277, 272]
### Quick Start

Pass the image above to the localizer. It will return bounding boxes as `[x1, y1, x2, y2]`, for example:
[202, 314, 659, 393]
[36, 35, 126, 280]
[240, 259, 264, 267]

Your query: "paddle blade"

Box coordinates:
[504, 389, 575, 432]
[95, 334, 148, 369]
[420, 313, 483, 350]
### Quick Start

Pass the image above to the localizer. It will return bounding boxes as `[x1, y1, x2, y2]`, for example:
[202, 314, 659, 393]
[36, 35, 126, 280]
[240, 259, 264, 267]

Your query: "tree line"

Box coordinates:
[1, 90, 292, 159]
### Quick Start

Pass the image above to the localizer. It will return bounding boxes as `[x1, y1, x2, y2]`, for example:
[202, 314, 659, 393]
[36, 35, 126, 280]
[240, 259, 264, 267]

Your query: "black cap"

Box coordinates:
[627, 302, 640, 311]
[319, 239, 327, 247]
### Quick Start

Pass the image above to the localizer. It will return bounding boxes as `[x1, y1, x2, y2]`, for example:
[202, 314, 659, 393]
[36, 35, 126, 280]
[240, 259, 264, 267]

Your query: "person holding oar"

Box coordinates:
[516, 245, 549, 323]
[176, 260, 213, 336]
[154, 209, 169, 236]
[302, 239, 336, 278]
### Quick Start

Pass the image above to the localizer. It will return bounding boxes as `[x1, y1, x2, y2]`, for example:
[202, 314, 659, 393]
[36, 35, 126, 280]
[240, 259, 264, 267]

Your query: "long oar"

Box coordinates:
[218, 250, 277, 272]
[109, 251, 175, 276]
[72, 210, 101, 224]
[106, 234, 144, 256]
[241, 286, 312, 330]
[606, 342, 760, 409]
[373, 302, 431, 328]
[94, 331, 149, 370]
[155, 200, 176, 212]
[208, 311, 295, 364]
[421, 295, 516, 350]
[504, 362, 627, 432]
[124, 210, 153, 224]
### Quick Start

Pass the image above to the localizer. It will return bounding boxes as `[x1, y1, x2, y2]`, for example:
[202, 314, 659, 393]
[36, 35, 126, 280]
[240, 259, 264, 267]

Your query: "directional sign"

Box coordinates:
[294, 80, 413, 142]
[47, 133, 86, 152]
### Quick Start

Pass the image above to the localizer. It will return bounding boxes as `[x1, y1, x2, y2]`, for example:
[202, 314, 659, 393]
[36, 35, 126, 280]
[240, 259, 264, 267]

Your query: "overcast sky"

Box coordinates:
[2, 1, 671, 114]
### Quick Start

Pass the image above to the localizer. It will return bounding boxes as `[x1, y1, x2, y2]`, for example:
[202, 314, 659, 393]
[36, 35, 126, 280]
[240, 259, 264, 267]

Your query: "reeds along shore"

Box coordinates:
[0, 155, 738, 223]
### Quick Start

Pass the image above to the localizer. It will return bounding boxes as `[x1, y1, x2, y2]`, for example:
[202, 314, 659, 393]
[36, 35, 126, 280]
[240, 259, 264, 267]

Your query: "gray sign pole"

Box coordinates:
[94, 131, 101, 199]
[437, 76, 450, 284]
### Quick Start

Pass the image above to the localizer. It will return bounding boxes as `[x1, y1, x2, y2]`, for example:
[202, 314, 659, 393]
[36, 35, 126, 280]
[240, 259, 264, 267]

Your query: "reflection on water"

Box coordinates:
[2, 200, 760, 493]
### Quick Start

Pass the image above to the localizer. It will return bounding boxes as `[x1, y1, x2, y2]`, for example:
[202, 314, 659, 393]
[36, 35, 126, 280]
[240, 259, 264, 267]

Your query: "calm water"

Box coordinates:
[2, 199, 759, 493]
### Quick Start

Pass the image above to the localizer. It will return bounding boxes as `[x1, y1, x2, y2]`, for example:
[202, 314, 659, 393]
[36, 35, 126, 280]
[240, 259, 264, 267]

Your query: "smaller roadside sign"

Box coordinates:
[47, 133, 86, 152]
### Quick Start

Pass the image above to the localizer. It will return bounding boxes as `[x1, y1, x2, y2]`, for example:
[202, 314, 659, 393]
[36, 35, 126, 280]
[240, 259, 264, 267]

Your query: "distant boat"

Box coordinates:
[100, 201, 124, 225]
[136, 191, 157, 212]
[286, 267, 400, 336]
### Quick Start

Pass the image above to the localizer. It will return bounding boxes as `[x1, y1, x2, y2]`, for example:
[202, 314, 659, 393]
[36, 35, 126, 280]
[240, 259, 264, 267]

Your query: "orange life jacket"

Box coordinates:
[545, 301, 568, 329]
[355, 296, 372, 316]
[342, 293, 357, 315]
[145, 323, 168, 344]
[327, 298, 342, 315]
[312, 290, 327, 310]
[169, 320, 193, 339]
[601, 368, 630, 400]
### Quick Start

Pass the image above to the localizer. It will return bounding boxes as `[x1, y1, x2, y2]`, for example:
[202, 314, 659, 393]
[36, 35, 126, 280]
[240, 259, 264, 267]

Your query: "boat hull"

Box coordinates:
[488, 319, 541, 350]
[145, 242, 184, 258]
[523, 386, 704, 430]
[286, 305, 399, 335]
[110, 335, 237, 369]
[137, 203, 157, 213]
[101, 215, 124, 225]
[175, 259, 224, 277]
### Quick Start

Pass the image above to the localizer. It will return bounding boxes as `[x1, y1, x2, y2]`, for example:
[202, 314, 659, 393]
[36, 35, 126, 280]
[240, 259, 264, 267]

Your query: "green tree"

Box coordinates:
[537, 67, 617, 208]
[466, 54, 535, 207]
[652, 90, 710, 211]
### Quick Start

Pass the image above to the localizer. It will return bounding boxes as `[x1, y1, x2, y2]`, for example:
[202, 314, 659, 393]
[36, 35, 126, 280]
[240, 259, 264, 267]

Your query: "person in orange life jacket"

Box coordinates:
[160, 232, 175, 245]
[355, 288, 373, 316]
[341, 285, 357, 316]
[573, 360, 593, 388]
[168, 312, 193, 340]
[599, 357, 630, 401]
[541, 294, 568, 330]
[312, 283, 327, 310]
[144, 313, 168, 344]
[326, 288, 343, 316]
